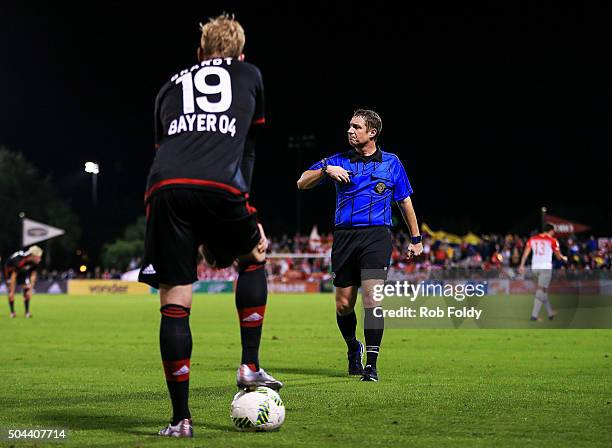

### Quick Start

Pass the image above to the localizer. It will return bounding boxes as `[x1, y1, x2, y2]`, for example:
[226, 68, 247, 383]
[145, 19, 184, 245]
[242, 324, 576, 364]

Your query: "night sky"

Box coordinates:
[1, 3, 610, 258]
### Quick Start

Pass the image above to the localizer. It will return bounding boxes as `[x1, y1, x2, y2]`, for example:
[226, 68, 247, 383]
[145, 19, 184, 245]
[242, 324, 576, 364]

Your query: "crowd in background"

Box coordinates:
[22, 230, 612, 283]
[391, 231, 610, 272]
[192, 230, 611, 282]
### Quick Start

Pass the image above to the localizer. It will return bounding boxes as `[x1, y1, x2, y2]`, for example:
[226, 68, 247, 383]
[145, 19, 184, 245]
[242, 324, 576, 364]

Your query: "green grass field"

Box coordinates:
[1, 293, 611, 447]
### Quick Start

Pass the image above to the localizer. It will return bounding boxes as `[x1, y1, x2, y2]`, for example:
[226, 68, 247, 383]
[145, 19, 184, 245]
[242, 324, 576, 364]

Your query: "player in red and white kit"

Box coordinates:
[518, 224, 568, 321]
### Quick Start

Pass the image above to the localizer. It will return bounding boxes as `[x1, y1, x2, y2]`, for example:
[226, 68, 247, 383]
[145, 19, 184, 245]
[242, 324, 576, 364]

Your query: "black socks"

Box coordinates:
[160, 304, 192, 425]
[236, 262, 268, 370]
[364, 307, 384, 367]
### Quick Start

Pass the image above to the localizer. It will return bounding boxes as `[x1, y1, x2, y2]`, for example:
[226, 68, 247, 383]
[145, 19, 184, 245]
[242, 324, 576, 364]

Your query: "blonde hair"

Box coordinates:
[199, 13, 245, 59]
[27, 245, 43, 257]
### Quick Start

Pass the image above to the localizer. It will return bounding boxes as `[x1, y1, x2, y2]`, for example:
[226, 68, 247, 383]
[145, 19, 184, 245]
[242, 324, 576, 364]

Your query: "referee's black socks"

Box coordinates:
[336, 310, 360, 352]
[160, 304, 192, 425]
[236, 261, 268, 371]
[364, 307, 384, 367]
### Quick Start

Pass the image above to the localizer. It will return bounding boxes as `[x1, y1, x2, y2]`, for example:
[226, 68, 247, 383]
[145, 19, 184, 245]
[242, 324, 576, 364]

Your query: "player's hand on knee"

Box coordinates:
[256, 223, 269, 254]
[240, 241, 266, 265]
[240, 251, 265, 265]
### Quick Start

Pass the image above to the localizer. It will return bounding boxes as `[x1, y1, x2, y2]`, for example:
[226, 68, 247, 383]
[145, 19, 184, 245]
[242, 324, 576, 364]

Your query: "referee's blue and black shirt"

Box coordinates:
[308, 148, 413, 228]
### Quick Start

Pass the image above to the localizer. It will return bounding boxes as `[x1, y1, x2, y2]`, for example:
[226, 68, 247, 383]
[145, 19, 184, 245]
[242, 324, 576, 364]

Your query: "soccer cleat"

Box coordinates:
[158, 418, 193, 438]
[530, 316, 542, 322]
[236, 364, 283, 390]
[10, 312, 16, 318]
[548, 311, 557, 320]
[347, 340, 364, 375]
[25, 312, 32, 318]
[360, 365, 379, 382]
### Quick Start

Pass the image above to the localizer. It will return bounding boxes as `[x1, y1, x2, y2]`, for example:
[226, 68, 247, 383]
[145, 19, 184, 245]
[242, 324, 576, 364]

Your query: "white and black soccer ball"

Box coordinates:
[230, 386, 285, 431]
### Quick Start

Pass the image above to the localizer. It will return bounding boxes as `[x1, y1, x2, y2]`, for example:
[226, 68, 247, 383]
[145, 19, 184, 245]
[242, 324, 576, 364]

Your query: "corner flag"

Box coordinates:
[543, 213, 590, 236]
[22, 218, 65, 246]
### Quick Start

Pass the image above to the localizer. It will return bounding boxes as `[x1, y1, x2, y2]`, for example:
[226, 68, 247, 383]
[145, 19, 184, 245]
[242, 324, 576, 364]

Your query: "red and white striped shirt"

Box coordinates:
[527, 234, 560, 269]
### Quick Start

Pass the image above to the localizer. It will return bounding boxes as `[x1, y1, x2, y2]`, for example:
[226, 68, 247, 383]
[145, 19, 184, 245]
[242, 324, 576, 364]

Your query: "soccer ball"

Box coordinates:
[230, 386, 285, 431]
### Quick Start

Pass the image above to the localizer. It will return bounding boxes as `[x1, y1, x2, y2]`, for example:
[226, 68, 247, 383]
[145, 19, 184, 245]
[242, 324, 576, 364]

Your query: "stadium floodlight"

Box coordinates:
[84, 162, 99, 174]
[84, 162, 100, 204]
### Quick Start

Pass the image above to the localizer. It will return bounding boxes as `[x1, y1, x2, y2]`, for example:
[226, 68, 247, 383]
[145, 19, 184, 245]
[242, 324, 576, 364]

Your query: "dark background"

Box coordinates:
[1, 3, 610, 261]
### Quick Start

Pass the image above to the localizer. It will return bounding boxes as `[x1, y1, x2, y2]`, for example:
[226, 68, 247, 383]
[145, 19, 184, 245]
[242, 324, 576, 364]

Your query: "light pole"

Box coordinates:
[84, 162, 99, 205]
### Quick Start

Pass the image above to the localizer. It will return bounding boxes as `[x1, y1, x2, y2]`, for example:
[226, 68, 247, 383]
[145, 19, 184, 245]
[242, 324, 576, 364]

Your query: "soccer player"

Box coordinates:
[518, 224, 568, 321]
[297, 109, 423, 382]
[138, 14, 281, 437]
[4, 245, 43, 318]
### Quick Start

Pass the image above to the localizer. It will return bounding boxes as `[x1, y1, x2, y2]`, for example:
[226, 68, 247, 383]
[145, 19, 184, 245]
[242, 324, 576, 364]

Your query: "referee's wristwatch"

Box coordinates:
[320, 159, 329, 176]
[410, 235, 423, 244]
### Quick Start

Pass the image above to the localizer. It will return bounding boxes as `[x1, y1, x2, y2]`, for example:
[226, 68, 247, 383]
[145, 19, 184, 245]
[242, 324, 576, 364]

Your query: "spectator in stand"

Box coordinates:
[490, 248, 503, 268]
[587, 236, 598, 253]
[510, 247, 521, 267]
[433, 245, 447, 267]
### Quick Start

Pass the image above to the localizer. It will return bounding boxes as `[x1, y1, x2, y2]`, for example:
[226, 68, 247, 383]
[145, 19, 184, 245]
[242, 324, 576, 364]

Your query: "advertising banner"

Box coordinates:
[268, 281, 320, 293]
[68, 280, 150, 295]
[193, 280, 233, 293]
[0, 280, 67, 294]
[150, 280, 234, 294]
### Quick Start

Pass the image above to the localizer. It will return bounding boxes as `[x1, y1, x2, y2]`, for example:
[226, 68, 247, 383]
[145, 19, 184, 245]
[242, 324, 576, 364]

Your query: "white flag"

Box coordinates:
[22, 218, 65, 246]
[309, 225, 321, 250]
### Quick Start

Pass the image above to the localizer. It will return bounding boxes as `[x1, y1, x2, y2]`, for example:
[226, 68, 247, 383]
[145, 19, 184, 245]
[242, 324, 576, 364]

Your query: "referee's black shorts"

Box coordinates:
[138, 188, 260, 289]
[331, 226, 393, 288]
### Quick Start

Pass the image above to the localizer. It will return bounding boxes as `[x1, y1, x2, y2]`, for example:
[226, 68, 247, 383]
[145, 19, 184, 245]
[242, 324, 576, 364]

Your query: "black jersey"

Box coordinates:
[145, 57, 264, 202]
[4, 251, 36, 278]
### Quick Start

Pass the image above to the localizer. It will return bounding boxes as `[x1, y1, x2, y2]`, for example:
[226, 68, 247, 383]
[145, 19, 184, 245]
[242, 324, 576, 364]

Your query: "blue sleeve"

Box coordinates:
[307, 154, 341, 186]
[308, 154, 341, 171]
[393, 158, 413, 202]
[309, 159, 325, 170]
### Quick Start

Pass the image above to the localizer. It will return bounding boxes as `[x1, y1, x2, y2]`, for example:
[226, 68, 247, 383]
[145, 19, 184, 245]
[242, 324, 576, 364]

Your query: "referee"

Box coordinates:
[297, 109, 423, 381]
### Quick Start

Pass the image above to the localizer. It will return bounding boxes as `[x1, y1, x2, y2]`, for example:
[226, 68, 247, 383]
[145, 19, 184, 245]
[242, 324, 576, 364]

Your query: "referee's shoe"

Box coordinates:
[360, 365, 379, 382]
[348, 340, 365, 375]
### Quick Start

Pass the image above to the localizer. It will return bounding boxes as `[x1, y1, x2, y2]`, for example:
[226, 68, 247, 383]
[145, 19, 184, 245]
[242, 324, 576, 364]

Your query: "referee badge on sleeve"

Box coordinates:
[374, 182, 387, 194]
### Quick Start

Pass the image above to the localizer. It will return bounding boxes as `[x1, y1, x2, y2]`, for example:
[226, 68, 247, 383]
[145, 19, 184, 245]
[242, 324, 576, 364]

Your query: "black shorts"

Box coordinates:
[138, 188, 260, 289]
[6, 272, 30, 287]
[331, 226, 393, 288]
